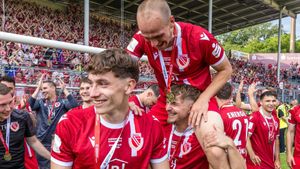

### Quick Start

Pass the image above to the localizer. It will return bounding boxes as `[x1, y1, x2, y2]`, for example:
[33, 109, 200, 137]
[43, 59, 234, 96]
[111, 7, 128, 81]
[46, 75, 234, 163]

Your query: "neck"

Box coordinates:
[99, 103, 130, 124]
[261, 107, 272, 117]
[82, 101, 92, 109]
[49, 95, 57, 102]
[216, 98, 231, 108]
[175, 120, 189, 133]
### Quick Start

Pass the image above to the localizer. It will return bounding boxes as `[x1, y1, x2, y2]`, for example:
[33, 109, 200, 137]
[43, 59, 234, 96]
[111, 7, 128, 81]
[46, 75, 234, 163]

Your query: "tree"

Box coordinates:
[216, 22, 297, 53]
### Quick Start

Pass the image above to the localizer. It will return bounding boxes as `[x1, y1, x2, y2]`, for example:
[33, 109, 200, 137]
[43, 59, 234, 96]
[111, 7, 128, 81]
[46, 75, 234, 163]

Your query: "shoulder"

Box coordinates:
[178, 22, 215, 42]
[11, 109, 30, 121]
[57, 106, 94, 129]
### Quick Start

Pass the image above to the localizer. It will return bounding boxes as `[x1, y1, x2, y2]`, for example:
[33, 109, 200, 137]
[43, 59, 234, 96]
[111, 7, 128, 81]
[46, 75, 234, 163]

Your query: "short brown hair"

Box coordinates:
[80, 77, 92, 86]
[216, 82, 232, 100]
[0, 83, 12, 95]
[171, 84, 201, 102]
[85, 49, 139, 82]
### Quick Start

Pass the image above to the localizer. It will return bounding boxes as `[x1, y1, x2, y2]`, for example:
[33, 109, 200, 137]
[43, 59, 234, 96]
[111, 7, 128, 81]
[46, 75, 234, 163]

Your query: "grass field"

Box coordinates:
[280, 153, 288, 169]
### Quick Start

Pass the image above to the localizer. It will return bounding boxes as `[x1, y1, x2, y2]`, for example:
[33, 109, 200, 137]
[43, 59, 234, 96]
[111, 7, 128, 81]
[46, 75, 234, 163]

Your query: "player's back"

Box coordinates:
[219, 104, 248, 158]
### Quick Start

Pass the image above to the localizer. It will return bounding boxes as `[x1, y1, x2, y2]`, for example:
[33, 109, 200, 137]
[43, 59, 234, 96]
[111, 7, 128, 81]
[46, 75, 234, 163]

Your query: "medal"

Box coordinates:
[166, 92, 175, 104]
[3, 152, 12, 161]
[48, 119, 51, 125]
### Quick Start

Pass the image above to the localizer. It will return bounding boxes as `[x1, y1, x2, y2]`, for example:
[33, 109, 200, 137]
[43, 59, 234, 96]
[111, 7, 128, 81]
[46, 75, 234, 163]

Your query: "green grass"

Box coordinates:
[280, 153, 288, 169]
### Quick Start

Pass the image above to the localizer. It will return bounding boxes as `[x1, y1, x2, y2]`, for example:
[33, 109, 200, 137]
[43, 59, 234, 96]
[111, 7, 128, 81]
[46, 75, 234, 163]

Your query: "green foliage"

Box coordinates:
[216, 22, 300, 53]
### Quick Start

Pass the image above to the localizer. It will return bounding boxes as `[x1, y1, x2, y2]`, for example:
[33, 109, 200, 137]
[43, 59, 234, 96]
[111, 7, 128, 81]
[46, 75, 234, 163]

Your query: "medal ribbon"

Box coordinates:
[94, 109, 130, 169]
[47, 99, 57, 124]
[0, 117, 11, 154]
[158, 25, 180, 93]
[260, 108, 276, 143]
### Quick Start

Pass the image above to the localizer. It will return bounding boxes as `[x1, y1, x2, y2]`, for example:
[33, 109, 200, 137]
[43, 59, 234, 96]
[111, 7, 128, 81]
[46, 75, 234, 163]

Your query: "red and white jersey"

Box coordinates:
[247, 110, 280, 169]
[127, 22, 226, 102]
[218, 104, 248, 158]
[168, 127, 208, 169]
[289, 105, 300, 157]
[51, 106, 167, 169]
[129, 95, 149, 113]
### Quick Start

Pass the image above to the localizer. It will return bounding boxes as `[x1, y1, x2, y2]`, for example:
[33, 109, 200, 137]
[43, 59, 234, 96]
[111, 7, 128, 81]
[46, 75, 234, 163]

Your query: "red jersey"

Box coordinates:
[127, 22, 225, 125]
[289, 105, 300, 157]
[168, 127, 208, 169]
[247, 110, 280, 169]
[129, 95, 148, 113]
[51, 107, 167, 169]
[218, 104, 248, 158]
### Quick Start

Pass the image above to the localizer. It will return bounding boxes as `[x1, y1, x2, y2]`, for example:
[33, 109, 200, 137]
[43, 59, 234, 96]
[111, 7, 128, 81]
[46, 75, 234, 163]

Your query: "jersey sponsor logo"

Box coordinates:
[89, 136, 95, 147]
[53, 134, 62, 153]
[176, 54, 190, 70]
[55, 102, 61, 108]
[180, 142, 192, 155]
[126, 38, 138, 53]
[128, 133, 144, 151]
[200, 32, 210, 41]
[10, 121, 19, 132]
[212, 43, 222, 58]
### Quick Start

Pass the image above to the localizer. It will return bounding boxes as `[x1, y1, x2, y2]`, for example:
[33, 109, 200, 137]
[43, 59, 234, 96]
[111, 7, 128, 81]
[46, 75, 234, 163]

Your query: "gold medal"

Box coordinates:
[166, 92, 175, 104]
[3, 152, 12, 161]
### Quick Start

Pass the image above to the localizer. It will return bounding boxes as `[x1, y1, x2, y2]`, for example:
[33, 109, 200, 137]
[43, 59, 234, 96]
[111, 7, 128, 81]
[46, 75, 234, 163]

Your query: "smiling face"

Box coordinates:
[166, 94, 193, 125]
[0, 93, 14, 122]
[260, 95, 277, 114]
[42, 82, 56, 100]
[88, 72, 135, 115]
[137, 11, 175, 50]
[79, 82, 91, 102]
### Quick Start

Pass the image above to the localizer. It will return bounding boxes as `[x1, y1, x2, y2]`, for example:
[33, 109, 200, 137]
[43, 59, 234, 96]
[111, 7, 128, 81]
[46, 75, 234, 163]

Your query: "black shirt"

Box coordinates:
[0, 109, 35, 169]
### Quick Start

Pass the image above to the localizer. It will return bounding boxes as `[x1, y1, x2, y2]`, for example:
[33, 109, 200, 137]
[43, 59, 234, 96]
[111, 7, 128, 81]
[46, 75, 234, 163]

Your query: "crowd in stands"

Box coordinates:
[1, 0, 300, 95]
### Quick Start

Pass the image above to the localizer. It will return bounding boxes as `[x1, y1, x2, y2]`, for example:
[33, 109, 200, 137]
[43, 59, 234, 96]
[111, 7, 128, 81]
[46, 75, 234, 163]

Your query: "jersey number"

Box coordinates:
[232, 119, 248, 146]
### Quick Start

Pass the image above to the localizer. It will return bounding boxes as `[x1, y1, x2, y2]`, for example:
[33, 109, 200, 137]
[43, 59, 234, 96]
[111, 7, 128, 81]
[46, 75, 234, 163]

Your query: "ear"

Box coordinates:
[125, 79, 136, 95]
[146, 90, 153, 97]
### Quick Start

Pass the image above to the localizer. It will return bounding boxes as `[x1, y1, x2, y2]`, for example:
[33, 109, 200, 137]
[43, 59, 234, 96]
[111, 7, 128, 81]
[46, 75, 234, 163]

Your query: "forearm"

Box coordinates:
[32, 86, 40, 99]
[274, 138, 280, 161]
[246, 137, 255, 157]
[63, 87, 70, 97]
[286, 127, 295, 156]
[248, 92, 258, 112]
[227, 143, 246, 169]
[235, 91, 242, 108]
[26, 136, 51, 160]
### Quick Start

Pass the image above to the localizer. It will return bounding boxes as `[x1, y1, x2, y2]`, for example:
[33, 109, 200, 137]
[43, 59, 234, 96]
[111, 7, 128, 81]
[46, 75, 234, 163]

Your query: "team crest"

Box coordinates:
[10, 122, 19, 132]
[54, 102, 61, 108]
[128, 133, 144, 151]
[180, 142, 192, 155]
[176, 54, 190, 70]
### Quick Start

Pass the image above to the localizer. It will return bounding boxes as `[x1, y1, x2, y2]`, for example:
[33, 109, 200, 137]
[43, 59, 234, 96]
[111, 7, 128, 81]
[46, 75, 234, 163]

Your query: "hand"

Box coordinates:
[204, 125, 232, 149]
[57, 78, 66, 90]
[188, 96, 209, 126]
[274, 159, 281, 169]
[129, 101, 144, 116]
[287, 153, 295, 168]
[248, 83, 257, 96]
[238, 79, 244, 92]
[250, 153, 261, 166]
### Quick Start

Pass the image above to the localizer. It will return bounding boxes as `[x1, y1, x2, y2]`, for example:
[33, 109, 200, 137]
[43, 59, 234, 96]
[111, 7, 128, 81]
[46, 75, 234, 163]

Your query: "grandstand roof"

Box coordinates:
[61, 0, 300, 35]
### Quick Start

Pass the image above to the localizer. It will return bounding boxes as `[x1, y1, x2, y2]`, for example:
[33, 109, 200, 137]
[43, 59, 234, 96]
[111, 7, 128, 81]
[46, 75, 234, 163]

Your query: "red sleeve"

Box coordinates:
[289, 106, 300, 124]
[198, 28, 226, 67]
[51, 114, 75, 167]
[126, 32, 146, 58]
[150, 117, 168, 163]
[248, 112, 257, 136]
